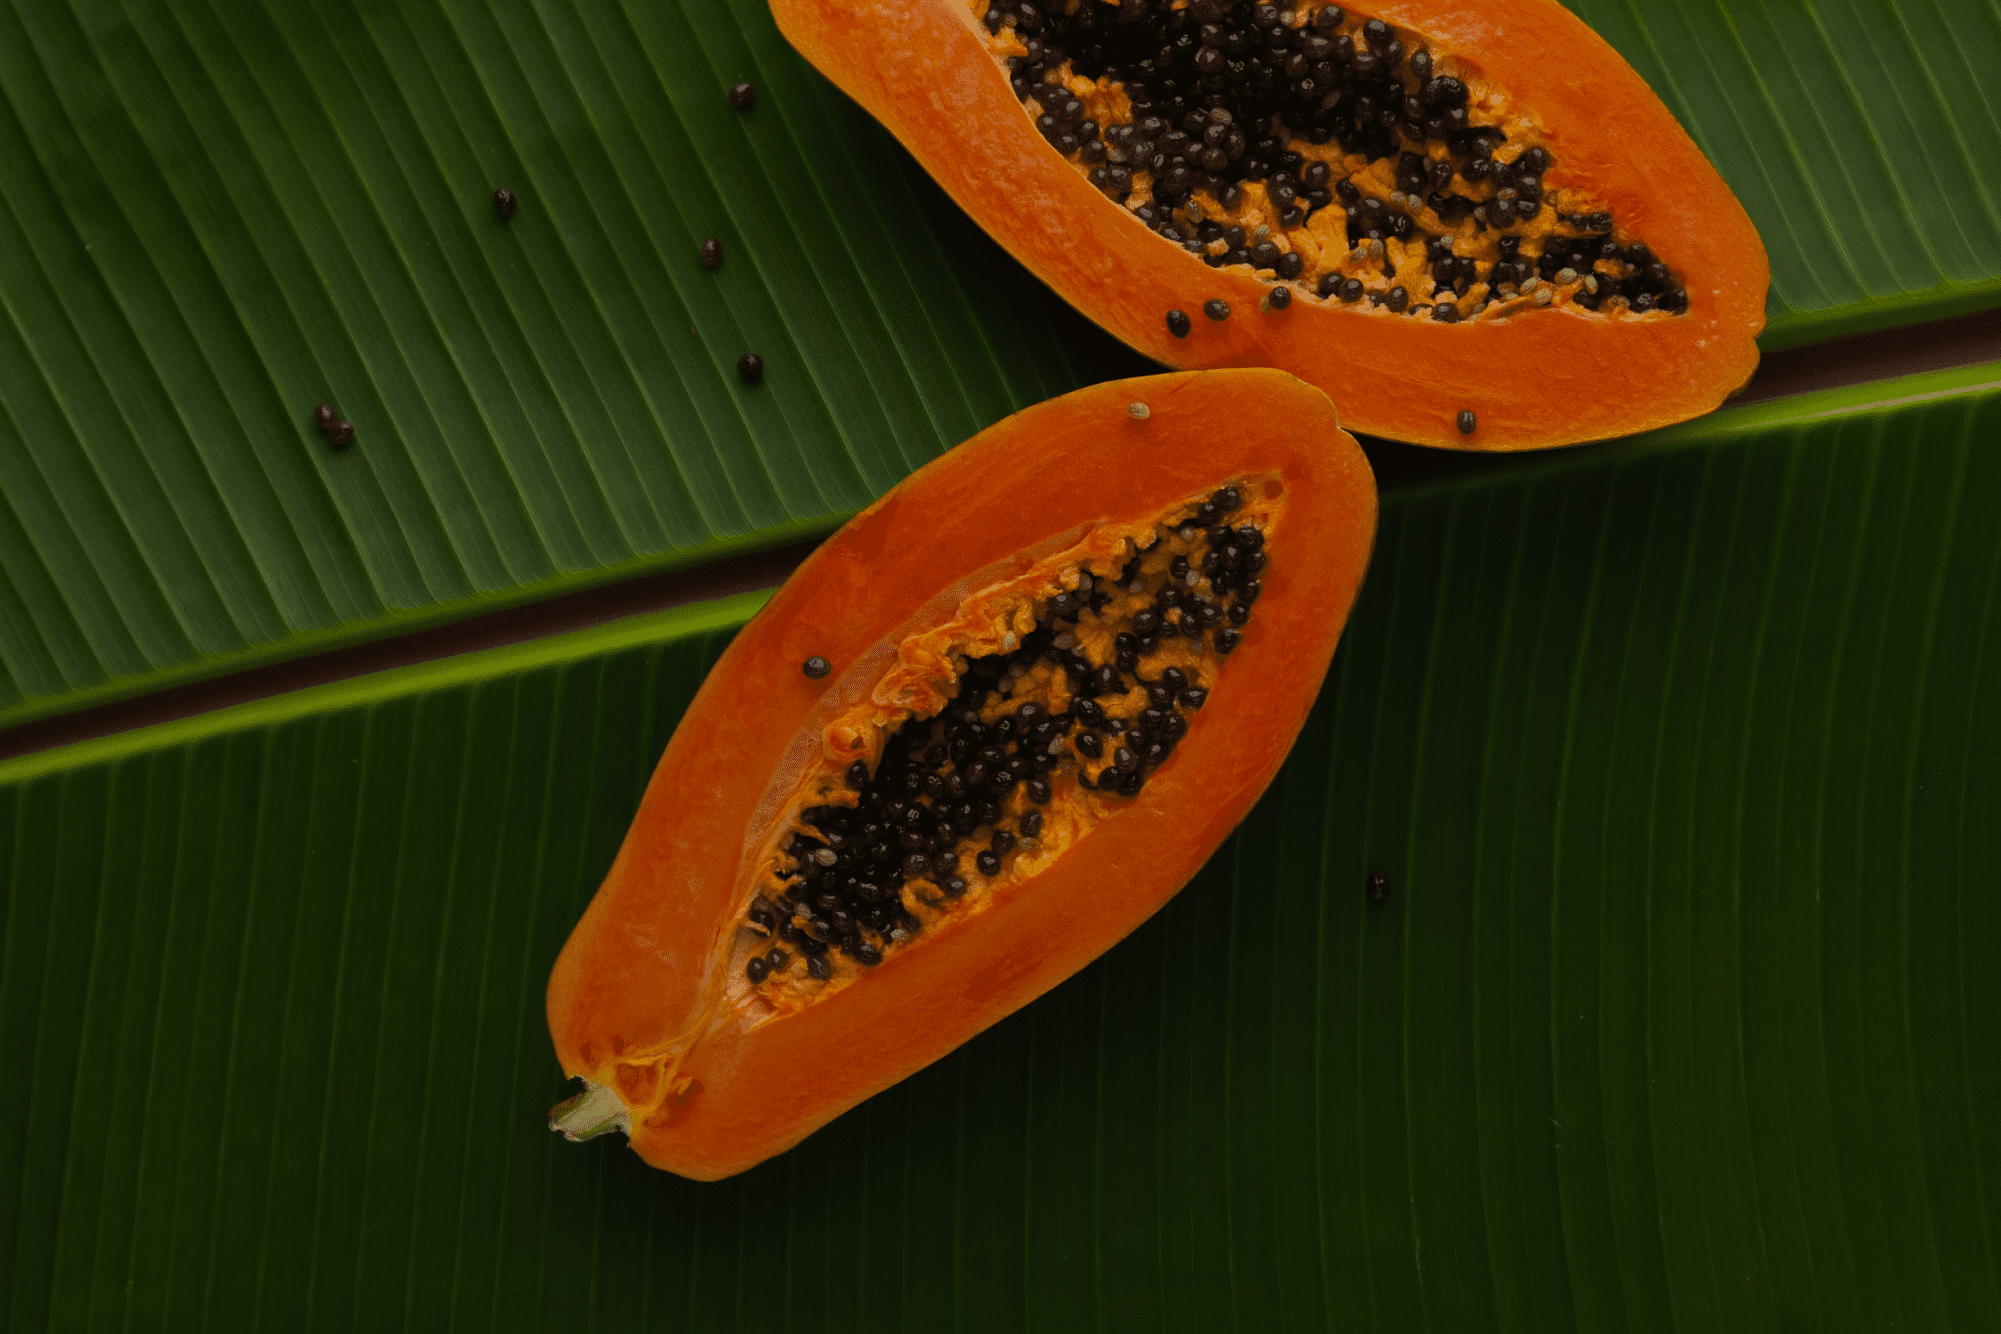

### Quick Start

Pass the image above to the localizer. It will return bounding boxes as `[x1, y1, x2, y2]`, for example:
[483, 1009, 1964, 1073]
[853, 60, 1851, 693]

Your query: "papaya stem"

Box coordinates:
[548, 1081, 630, 1143]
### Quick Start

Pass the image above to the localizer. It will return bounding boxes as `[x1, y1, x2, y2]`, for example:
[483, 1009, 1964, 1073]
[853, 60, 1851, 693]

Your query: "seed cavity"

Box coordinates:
[735, 480, 1279, 1012]
[982, 0, 1688, 322]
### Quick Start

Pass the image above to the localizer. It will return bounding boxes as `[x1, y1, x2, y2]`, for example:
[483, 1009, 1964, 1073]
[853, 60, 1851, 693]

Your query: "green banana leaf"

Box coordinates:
[0, 0, 1079, 732]
[1568, 0, 2001, 348]
[3, 0, 1998, 734]
[6, 364, 1997, 1330]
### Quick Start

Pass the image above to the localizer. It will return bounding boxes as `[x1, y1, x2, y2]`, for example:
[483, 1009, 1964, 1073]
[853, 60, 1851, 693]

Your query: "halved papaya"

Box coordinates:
[771, 0, 1769, 451]
[545, 370, 1375, 1179]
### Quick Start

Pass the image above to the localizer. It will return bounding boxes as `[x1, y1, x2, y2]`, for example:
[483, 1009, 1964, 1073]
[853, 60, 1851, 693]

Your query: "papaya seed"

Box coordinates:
[978, 0, 1687, 325]
[742, 483, 1274, 1002]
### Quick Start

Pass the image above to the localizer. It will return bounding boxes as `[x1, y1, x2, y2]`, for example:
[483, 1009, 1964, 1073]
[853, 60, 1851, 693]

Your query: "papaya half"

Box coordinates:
[770, 0, 1769, 452]
[545, 370, 1375, 1180]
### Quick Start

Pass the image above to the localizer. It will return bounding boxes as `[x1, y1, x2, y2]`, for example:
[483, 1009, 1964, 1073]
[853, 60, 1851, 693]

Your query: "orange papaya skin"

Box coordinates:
[769, 0, 1768, 452]
[546, 370, 1375, 1180]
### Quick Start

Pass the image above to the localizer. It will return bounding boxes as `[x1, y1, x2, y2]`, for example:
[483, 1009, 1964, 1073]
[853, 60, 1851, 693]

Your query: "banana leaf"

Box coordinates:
[0, 0, 1077, 731]
[3, 0, 1998, 734]
[5, 364, 1996, 1330]
[1568, 0, 2001, 348]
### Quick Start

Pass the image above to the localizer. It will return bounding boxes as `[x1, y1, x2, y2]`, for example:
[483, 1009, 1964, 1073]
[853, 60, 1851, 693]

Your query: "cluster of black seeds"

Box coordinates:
[743, 486, 1267, 988]
[984, 0, 1687, 317]
[1531, 234, 1683, 313]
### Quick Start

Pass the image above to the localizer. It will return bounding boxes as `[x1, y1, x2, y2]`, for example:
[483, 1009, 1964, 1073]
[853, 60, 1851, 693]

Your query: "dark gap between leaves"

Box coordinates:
[3, 309, 1995, 766]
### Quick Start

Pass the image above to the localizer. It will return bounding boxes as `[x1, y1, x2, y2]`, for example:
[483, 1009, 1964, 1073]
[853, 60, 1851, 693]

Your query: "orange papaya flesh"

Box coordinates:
[545, 370, 1376, 1180]
[771, 0, 1769, 451]
[743, 487, 1281, 1012]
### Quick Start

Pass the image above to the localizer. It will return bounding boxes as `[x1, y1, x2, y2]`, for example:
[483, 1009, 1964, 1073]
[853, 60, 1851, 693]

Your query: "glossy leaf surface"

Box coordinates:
[5, 367, 1998, 1330]
[1567, 0, 2001, 347]
[0, 0, 1075, 731]
[3, 0, 1999, 731]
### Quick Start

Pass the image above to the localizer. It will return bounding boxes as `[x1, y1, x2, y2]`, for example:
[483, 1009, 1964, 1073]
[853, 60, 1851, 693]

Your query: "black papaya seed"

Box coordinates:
[960, 3, 1684, 329]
